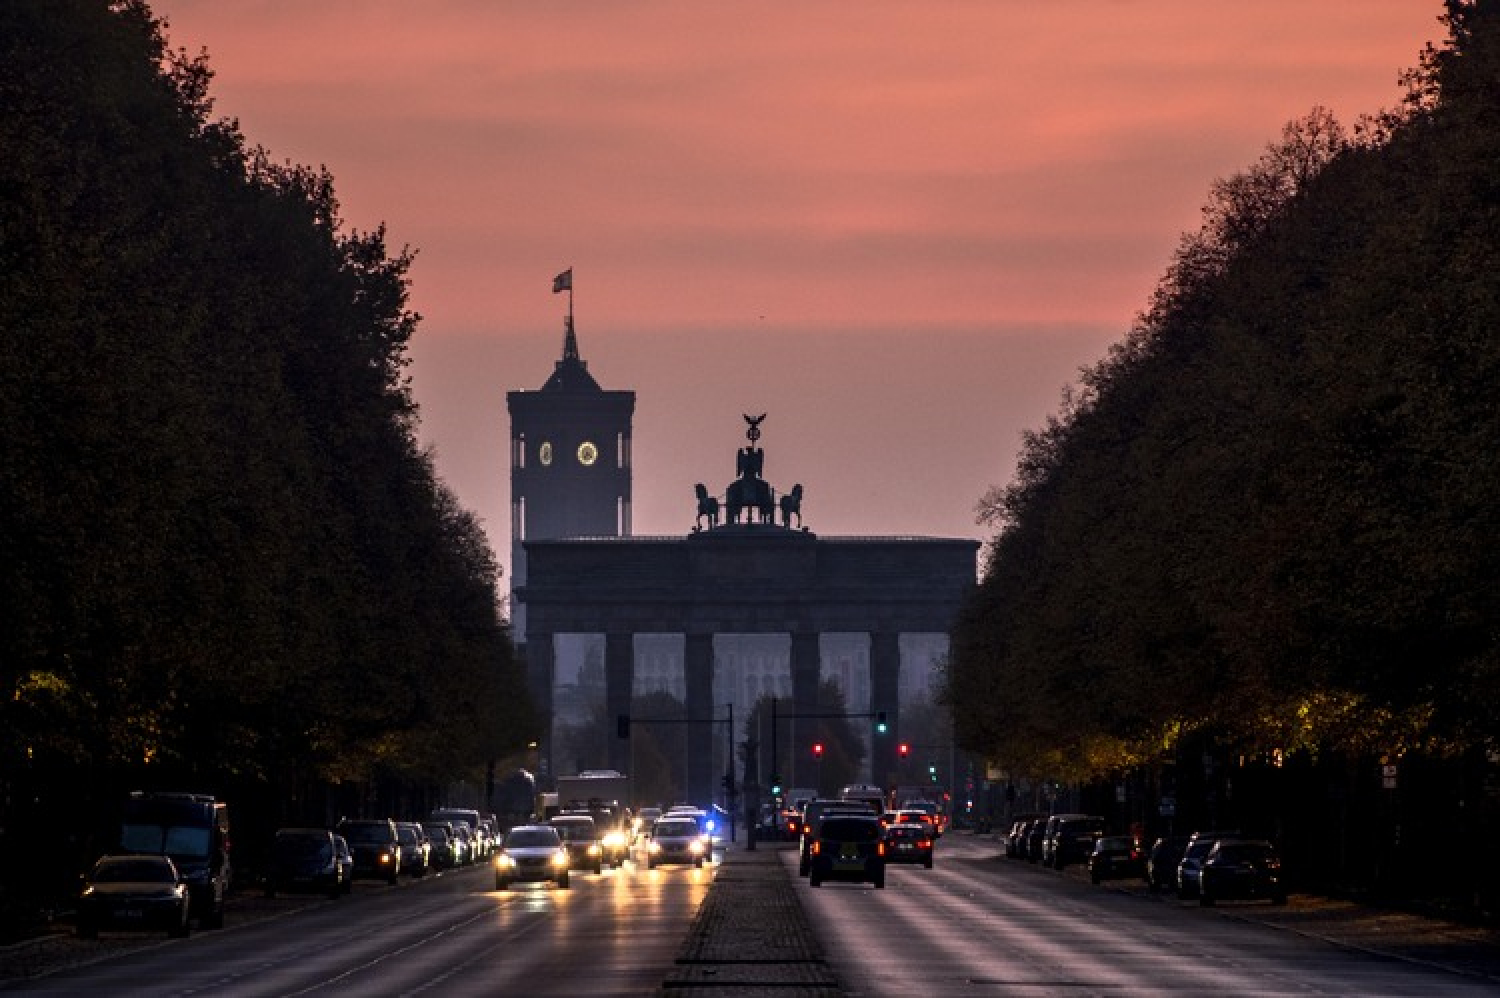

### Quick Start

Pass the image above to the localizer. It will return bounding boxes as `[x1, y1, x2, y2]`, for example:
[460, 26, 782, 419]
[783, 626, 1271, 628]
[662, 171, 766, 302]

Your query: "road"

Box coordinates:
[1, 849, 713, 997]
[793, 833, 1500, 997]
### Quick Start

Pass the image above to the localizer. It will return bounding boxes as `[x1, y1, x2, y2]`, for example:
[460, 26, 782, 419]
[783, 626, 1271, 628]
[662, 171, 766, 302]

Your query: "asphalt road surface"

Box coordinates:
[1, 848, 713, 997]
[793, 833, 1500, 997]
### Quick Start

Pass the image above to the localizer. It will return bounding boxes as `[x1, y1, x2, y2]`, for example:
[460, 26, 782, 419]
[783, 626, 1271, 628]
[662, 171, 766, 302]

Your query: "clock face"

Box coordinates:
[577, 441, 599, 466]
[538, 441, 553, 466]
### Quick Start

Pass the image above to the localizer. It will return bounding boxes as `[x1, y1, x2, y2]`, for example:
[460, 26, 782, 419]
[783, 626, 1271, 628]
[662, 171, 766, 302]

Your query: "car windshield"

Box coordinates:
[275, 834, 331, 859]
[887, 825, 923, 839]
[655, 821, 699, 837]
[505, 829, 560, 848]
[1098, 836, 1134, 850]
[819, 818, 880, 841]
[424, 826, 450, 841]
[552, 823, 595, 841]
[1214, 843, 1274, 863]
[341, 823, 389, 844]
[120, 823, 210, 859]
[93, 858, 175, 883]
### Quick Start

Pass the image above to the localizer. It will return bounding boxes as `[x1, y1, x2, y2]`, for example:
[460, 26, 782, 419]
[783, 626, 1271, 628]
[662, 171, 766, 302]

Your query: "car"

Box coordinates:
[423, 822, 457, 869]
[337, 819, 402, 884]
[395, 821, 431, 878]
[1049, 815, 1105, 869]
[76, 855, 191, 939]
[897, 798, 945, 836]
[645, 816, 709, 868]
[1177, 833, 1238, 899]
[884, 821, 934, 868]
[449, 822, 475, 866]
[1005, 814, 1046, 858]
[493, 825, 570, 890]
[332, 834, 354, 892]
[797, 800, 875, 876]
[1088, 835, 1144, 884]
[1199, 839, 1286, 906]
[266, 828, 347, 899]
[891, 809, 939, 838]
[807, 814, 886, 889]
[550, 814, 604, 874]
[1023, 817, 1048, 862]
[1145, 835, 1192, 892]
[634, 806, 663, 841]
[430, 807, 483, 856]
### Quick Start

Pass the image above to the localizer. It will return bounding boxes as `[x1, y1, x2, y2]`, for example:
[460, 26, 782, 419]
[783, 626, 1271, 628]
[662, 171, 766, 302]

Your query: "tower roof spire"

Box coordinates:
[541, 312, 600, 393]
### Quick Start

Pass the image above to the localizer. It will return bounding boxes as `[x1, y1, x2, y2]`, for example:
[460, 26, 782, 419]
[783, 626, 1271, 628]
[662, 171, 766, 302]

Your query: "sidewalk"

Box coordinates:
[658, 841, 841, 998]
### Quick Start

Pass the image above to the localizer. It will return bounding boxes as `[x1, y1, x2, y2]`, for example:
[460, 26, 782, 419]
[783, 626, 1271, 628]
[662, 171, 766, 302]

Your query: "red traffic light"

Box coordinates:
[812, 742, 824, 757]
[898, 743, 910, 757]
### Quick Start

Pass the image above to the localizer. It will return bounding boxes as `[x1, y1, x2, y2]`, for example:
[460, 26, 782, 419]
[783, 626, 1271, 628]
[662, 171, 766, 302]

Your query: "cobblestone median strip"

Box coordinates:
[660, 845, 841, 996]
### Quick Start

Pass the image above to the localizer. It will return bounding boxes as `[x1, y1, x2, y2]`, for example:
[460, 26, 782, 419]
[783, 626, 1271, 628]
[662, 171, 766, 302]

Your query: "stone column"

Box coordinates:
[526, 635, 556, 786]
[685, 632, 715, 806]
[605, 631, 634, 774]
[870, 631, 902, 792]
[790, 631, 821, 793]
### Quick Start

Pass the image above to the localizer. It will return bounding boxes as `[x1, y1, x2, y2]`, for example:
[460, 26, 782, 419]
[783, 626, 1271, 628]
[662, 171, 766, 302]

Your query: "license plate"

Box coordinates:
[118, 908, 144, 920]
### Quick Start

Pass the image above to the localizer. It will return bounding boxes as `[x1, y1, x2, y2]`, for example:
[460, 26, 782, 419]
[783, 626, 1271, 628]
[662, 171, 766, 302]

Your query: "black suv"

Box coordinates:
[807, 814, 886, 889]
[337, 819, 402, 884]
[797, 800, 875, 876]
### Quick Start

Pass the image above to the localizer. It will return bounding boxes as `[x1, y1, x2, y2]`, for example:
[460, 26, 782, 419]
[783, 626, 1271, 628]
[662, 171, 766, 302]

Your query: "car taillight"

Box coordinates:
[877, 842, 885, 857]
[810, 842, 820, 856]
[919, 839, 931, 849]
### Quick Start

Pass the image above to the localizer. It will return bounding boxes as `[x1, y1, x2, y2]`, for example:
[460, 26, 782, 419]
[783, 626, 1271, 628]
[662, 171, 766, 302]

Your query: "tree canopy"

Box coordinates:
[947, 0, 1500, 780]
[0, 0, 533, 817]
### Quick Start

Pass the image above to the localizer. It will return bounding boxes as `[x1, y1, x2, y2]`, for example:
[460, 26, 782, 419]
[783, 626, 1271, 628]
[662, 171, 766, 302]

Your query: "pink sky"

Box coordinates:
[161, 1, 1443, 576]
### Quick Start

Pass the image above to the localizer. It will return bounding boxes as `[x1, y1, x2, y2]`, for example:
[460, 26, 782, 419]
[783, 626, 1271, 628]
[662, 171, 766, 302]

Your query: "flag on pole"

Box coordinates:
[552, 268, 573, 293]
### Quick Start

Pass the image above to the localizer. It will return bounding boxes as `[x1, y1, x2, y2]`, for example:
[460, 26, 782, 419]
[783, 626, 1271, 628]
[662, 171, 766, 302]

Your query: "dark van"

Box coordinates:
[118, 791, 231, 928]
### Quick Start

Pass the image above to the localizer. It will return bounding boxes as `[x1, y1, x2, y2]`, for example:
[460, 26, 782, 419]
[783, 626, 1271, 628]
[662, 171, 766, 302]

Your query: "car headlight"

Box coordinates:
[495, 854, 515, 870]
[587, 844, 601, 856]
[689, 840, 704, 855]
[648, 841, 662, 854]
[705, 819, 717, 833]
[551, 850, 569, 868]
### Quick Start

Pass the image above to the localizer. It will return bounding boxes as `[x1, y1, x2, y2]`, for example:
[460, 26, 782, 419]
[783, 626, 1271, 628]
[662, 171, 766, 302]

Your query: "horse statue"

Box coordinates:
[725, 473, 774, 525]
[779, 483, 803, 528]
[694, 483, 720, 530]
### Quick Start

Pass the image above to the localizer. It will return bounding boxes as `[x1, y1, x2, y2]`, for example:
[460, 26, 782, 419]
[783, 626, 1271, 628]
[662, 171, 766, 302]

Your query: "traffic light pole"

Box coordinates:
[767, 697, 889, 799]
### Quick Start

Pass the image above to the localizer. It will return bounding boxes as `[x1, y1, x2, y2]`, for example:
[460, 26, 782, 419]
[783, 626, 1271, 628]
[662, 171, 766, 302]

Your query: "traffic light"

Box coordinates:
[898, 742, 910, 758]
[771, 776, 783, 796]
[616, 713, 630, 739]
[875, 710, 888, 734]
[812, 742, 824, 758]
[929, 764, 938, 782]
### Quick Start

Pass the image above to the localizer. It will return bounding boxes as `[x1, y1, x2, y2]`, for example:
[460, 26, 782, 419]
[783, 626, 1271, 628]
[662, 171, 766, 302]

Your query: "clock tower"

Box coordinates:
[507, 312, 634, 641]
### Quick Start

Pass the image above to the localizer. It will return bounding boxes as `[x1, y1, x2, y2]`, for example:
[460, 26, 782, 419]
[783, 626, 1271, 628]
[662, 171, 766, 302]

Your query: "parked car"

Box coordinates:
[332, 835, 354, 891]
[1005, 813, 1046, 858]
[550, 814, 604, 874]
[1088, 835, 1144, 884]
[449, 822, 475, 866]
[395, 821, 430, 878]
[76, 855, 191, 939]
[1146, 835, 1192, 892]
[337, 819, 402, 884]
[423, 823, 457, 870]
[266, 828, 347, 899]
[1024, 818, 1049, 863]
[1049, 815, 1106, 869]
[493, 825, 570, 890]
[807, 814, 886, 889]
[1199, 839, 1286, 906]
[1177, 832, 1241, 899]
[644, 815, 709, 869]
[884, 821, 935, 868]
